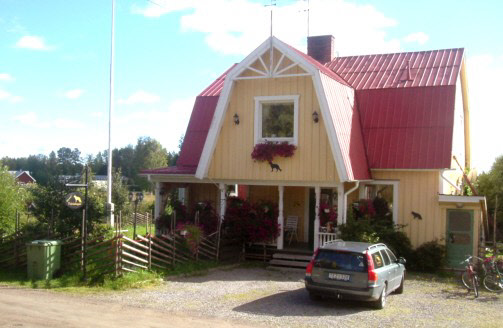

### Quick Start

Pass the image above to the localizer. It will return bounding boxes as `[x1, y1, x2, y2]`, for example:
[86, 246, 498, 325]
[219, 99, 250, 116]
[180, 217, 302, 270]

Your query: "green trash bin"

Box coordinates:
[26, 240, 62, 280]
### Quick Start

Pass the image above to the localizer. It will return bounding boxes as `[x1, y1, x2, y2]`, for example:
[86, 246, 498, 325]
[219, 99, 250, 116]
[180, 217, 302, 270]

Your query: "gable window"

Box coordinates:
[254, 95, 299, 145]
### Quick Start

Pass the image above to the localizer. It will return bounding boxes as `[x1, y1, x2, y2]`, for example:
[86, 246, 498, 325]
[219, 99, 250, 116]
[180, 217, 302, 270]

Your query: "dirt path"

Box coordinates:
[0, 286, 253, 328]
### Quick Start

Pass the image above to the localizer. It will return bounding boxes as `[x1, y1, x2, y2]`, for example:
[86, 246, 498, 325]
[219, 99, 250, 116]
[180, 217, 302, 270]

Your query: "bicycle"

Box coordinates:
[460, 256, 479, 298]
[482, 256, 503, 293]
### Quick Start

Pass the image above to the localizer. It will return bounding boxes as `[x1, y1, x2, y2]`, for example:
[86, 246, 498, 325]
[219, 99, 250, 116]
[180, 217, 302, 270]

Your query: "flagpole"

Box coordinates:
[107, 0, 116, 226]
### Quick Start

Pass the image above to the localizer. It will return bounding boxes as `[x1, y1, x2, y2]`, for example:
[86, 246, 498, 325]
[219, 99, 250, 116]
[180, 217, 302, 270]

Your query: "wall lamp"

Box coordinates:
[312, 111, 319, 123]
[233, 113, 240, 125]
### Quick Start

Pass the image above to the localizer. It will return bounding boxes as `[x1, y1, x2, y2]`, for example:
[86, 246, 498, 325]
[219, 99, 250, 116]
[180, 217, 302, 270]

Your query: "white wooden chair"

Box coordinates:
[284, 216, 299, 245]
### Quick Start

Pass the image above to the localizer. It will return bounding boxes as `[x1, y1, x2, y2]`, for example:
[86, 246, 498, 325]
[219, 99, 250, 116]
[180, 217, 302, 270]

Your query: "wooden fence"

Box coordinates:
[1, 228, 241, 277]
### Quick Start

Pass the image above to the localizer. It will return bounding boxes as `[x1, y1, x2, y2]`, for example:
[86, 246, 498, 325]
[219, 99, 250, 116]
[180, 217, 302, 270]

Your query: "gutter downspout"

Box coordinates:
[343, 181, 360, 224]
[441, 171, 461, 193]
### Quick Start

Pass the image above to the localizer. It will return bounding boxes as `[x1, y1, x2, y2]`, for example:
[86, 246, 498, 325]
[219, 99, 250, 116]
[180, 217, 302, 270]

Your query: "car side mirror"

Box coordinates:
[397, 257, 406, 265]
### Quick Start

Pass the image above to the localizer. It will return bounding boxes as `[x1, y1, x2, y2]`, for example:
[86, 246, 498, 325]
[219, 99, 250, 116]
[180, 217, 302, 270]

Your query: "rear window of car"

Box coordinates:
[314, 250, 367, 272]
[380, 250, 391, 266]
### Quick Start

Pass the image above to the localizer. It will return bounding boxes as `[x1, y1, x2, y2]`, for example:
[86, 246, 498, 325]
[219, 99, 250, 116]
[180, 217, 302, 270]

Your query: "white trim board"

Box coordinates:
[438, 195, 485, 204]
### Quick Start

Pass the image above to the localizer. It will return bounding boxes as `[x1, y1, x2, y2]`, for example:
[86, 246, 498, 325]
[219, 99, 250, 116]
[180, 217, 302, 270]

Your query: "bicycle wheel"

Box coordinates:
[483, 273, 503, 292]
[472, 275, 479, 298]
[462, 271, 474, 290]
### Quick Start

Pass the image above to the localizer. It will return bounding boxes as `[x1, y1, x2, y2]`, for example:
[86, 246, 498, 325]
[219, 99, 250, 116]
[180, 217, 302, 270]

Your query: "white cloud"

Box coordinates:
[403, 32, 429, 45]
[13, 111, 84, 129]
[114, 97, 194, 151]
[466, 54, 503, 173]
[117, 90, 161, 105]
[0, 73, 13, 81]
[64, 89, 85, 99]
[133, 0, 401, 56]
[0, 89, 22, 103]
[13, 112, 37, 125]
[15, 35, 52, 50]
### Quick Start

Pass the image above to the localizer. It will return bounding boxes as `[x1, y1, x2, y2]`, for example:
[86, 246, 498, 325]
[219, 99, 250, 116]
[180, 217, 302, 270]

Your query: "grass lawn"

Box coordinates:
[0, 260, 227, 293]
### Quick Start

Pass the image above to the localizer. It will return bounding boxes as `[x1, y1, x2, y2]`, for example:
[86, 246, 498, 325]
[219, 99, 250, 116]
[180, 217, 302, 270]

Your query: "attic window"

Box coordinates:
[254, 95, 299, 145]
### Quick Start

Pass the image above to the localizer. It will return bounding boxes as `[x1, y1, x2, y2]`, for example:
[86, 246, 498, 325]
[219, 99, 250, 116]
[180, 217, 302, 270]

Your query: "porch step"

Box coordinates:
[268, 252, 312, 270]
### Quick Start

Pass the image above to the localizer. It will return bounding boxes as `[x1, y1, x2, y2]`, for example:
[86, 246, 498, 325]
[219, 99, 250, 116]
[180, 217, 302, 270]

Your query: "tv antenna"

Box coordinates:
[265, 0, 276, 38]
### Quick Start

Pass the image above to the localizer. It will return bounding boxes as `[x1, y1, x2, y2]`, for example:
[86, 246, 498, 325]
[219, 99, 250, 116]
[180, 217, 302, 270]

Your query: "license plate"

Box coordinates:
[328, 273, 350, 281]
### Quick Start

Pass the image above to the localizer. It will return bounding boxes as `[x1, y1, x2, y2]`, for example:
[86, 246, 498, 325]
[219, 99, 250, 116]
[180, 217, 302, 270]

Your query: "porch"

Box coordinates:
[152, 181, 394, 252]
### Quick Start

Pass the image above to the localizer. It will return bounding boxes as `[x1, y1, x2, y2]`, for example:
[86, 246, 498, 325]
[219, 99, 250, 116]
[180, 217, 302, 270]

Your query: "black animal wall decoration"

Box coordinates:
[269, 161, 282, 172]
[411, 211, 422, 220]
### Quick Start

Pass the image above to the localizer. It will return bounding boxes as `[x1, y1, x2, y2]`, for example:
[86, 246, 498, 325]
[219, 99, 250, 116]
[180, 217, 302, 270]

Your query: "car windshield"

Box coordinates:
[314, 250, 367, 272]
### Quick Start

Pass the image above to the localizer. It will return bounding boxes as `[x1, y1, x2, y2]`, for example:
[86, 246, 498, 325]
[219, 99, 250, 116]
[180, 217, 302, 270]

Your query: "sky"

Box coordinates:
[0, 0, 502, 173]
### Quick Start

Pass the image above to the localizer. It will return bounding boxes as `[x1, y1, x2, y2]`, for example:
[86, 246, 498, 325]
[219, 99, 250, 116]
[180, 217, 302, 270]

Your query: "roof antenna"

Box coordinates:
[265, 0, 276, 38]
[265, 0, 276, 75]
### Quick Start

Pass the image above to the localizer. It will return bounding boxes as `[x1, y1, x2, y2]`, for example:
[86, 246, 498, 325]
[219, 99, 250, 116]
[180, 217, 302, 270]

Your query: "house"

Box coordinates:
[9, 170, 36, 184]
[141, 35, 486, 268]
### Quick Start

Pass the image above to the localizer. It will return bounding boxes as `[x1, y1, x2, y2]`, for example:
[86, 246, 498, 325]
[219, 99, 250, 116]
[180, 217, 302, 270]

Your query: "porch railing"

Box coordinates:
[318, 232, 340, 247]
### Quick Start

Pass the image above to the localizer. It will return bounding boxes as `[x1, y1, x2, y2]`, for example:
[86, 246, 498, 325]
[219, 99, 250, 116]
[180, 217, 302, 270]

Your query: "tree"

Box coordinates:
[477, 155, 503, 241]
[111, 168, 130, 216]
[0, 166, 27, 235]
[133, 137, 168, 190]
[57, 147, 82, 175]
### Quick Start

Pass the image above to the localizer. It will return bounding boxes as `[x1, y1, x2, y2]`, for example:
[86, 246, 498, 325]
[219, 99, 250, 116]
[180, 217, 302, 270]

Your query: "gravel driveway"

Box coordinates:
[99, 266, 503, 328]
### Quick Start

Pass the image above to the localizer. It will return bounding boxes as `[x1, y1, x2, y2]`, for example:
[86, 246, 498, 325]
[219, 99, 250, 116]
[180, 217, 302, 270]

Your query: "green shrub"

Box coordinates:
[338, 219, 413, 259]
[339, 219, 379, 243]
[409, 240, 446, 273]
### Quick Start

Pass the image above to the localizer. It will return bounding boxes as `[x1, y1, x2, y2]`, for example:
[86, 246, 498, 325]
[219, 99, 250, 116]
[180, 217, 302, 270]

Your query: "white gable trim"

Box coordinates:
[195, 37, 350, 181]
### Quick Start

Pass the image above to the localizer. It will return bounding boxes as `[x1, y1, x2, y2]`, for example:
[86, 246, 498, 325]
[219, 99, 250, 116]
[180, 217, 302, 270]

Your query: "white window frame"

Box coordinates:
[358, 180, 399, 225]
[254, 95, 299, 145]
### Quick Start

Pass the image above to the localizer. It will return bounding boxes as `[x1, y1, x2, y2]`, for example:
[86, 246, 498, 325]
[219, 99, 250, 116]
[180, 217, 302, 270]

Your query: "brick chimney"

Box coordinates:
[307, 35, 335, 64]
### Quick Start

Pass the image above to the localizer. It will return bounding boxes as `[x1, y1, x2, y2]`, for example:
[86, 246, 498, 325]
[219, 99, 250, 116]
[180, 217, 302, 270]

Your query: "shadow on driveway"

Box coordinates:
[232, 287, 373, 317]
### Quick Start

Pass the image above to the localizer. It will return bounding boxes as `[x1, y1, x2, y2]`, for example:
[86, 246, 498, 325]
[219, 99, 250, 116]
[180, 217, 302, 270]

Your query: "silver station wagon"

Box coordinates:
[305, 241, 406, 309]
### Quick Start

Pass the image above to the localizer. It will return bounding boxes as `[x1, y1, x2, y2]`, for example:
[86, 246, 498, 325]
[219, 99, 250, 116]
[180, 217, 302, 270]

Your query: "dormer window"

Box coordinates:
[254, 95, 299, 145]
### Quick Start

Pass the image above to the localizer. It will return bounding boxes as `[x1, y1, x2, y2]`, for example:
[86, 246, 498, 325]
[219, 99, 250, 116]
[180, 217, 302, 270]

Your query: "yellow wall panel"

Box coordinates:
[208, 76, 340, 183]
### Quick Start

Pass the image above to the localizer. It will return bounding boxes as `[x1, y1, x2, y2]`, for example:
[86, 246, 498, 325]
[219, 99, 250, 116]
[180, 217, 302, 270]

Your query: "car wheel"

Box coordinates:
[309, 292, 321, 301]
[374, 285, 387, 309]
[395, 274, 404, 294]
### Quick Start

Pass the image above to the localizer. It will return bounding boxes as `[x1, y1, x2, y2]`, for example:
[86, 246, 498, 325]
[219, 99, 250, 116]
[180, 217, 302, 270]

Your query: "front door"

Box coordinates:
[446, 209, 474, 269]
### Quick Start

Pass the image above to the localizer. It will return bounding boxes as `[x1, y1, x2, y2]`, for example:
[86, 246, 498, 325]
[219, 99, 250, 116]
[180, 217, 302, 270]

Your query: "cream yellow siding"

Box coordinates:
[372, 171, 480, 251]
[207, 76, 340, 183]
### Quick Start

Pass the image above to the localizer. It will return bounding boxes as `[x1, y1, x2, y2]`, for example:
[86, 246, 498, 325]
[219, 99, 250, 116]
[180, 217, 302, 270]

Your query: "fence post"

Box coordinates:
[151, 210, 154, 235]
[494, 195, 498, 257]
[14, 210, 19, 268]
[216, 219, 221, 261]
[172, 210, 176, 265]
[148, 234, 152, 270]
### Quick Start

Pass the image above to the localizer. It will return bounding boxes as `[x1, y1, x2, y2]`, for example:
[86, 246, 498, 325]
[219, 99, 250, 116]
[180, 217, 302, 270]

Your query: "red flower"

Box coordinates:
[251, 141, 296, 162]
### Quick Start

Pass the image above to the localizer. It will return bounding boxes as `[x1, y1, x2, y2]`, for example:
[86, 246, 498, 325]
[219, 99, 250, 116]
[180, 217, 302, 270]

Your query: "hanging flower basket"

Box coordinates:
[251, 141, 296, 163]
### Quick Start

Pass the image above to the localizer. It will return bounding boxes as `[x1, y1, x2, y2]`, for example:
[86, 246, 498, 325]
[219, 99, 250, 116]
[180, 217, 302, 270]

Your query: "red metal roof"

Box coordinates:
[327, 48, 464, 90]
[287, 44, 350, 86]
[356, 86, 456, 169]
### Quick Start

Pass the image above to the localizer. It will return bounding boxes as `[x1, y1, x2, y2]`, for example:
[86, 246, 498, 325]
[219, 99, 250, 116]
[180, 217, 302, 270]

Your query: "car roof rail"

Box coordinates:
[367, 243, 387, 250]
